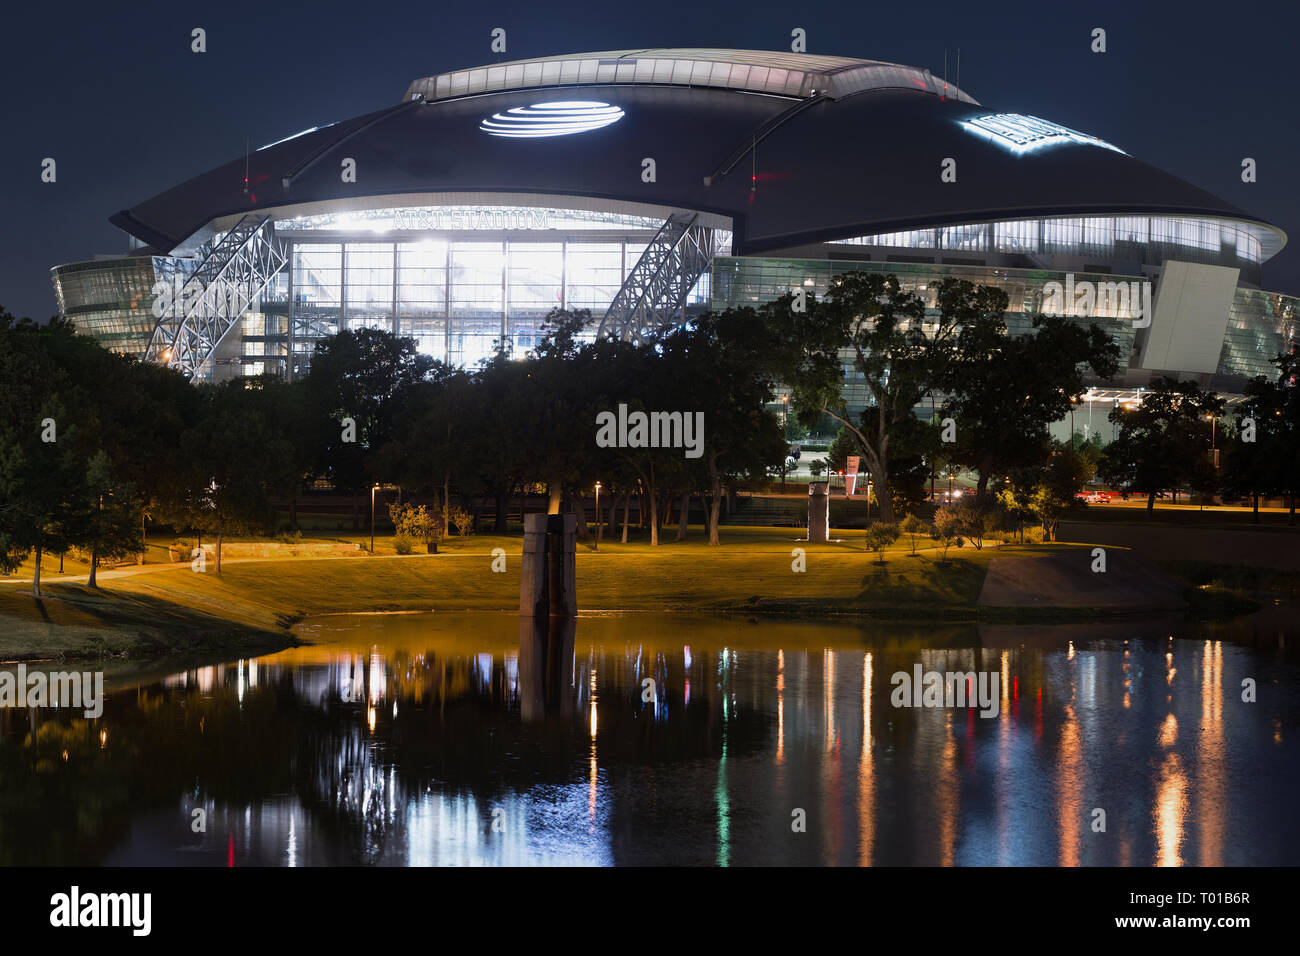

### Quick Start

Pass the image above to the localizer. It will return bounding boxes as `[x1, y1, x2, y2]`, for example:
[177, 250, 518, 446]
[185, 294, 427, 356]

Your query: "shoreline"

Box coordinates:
[1, 524, 1292, 665]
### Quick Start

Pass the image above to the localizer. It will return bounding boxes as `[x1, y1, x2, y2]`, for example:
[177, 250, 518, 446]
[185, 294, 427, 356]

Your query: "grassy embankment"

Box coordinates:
[0, 527, 1078, 662]
[7, 506, 1295, 663]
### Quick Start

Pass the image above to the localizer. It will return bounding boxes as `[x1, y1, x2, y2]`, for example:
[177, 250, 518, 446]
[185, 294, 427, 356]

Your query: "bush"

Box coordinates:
[389, 502, 443, 546]
[864, 522, 900, 563]
[275, 528, 303, 544]
[899, 514, 928, 555]
[954, 502, 994, 550]
[393, 534, 416, 555]
[447, 506, 474, 537]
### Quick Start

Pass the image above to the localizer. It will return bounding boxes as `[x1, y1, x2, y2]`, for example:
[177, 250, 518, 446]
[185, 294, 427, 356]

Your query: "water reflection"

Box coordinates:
[0, 612, 1297, 866]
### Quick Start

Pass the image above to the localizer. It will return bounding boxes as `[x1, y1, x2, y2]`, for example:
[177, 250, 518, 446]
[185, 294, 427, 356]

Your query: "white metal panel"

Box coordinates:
[1139, 260, 1240, 374]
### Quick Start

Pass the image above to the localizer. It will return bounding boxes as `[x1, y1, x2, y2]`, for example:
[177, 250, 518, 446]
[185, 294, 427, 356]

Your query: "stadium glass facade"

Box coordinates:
[711, 255, 1299, 413]
[52, 209, 1297, 400]
[50, 205, 720, 379]
[833, 214, 1269, 284]
[51, 256, 194, 359]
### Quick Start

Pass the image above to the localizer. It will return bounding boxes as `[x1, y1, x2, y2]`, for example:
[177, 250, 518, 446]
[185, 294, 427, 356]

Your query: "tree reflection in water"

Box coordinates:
[0, 611, 1297, 866]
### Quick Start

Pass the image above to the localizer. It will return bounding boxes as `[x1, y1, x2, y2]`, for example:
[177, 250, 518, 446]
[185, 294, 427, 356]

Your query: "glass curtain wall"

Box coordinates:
[286, 235, 698, 368]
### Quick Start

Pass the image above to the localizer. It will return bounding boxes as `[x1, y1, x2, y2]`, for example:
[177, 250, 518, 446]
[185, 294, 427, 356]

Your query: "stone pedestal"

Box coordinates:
[808, 481, 829, 542]
[520, 513, 577, 617]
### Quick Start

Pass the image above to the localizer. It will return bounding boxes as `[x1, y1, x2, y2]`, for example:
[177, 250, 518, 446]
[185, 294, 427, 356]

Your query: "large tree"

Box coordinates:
[301, 328, 434, 520]
[168, 380, 299, 572]
[1100, 376, 1224, 512]
[942, 308, 1121, 499]
[656, 309, 785, 544]
[1222, 352, 1300, 522]
[0, 312, 85, 595]
[768, 274, 976, 522]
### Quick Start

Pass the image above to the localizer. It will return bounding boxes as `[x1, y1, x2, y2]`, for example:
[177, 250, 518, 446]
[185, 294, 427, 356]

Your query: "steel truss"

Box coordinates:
[145, 215, 287, 378]
[598, 212, 718, 343]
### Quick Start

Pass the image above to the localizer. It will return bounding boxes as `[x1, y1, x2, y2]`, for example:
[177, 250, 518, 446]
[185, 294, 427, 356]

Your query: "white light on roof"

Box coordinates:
[480, 101, 624, 138]
[258, 123, 336, 151]
[959, 113, 1125, 155]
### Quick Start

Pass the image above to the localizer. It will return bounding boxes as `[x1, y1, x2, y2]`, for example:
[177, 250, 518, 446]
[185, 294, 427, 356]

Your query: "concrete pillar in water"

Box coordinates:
[520, 513, 577, 617]
[808, 481, 829, 542]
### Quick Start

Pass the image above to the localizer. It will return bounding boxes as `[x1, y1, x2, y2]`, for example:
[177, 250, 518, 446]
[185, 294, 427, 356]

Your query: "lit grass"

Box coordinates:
[100, 526, 1068, 621]
[0, 525, 1095, 661]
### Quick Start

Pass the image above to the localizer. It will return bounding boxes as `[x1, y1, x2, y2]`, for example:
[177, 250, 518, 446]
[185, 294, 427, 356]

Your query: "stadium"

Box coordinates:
[51, 47, 1297, 424]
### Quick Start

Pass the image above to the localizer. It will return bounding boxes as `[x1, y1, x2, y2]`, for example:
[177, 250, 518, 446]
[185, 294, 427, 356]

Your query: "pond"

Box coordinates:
[1, 609, 1297, 866]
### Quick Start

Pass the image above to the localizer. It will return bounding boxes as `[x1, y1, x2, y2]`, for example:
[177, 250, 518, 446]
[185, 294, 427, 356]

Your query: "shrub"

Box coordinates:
[447, 506, 474, 537]
[393, 534, 415, 555]
[864, 522, 900, 563]
[954, 502, 993, 550]
[275, 528, 303, 544]
[899, 514, 928, 555]
[389, 502, 443, 546]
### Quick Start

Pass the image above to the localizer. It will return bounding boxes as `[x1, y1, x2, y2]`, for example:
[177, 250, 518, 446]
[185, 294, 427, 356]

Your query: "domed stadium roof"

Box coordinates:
[110, 49, 1285, 260]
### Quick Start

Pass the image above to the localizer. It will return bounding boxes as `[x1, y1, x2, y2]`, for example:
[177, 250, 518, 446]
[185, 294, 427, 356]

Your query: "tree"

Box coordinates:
[952, 501, 999, 550]
[382, 363, 476, 536]
[769, 274, 978, 522]
[301, 328, 434, 519]
[1100, 377, 1225, 512]
[168, 380, 298, 572]
[825, 426, 857, 477]
[1221, 353, 1300, 523]
[930, 509, 961, 561]
[75, 452, 141, 587]
[520, 309, 602, 518]
[1002, 442, 1092, 542]
[0, 312, 98, 595]
[942, 309, 1120, 499]
[657, 310, 785, 545]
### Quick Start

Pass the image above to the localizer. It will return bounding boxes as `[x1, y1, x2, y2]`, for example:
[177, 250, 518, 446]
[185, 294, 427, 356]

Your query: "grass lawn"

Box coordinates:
[0, 524, 1151, 663]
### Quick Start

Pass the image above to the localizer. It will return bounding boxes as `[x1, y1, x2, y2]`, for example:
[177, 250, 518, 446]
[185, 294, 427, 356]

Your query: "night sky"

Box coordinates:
[2, 0, 1297, 321]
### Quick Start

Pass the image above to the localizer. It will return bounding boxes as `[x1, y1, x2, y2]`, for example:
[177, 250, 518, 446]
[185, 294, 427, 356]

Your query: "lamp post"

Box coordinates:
[370, 483, 379, 553]
[779, 394, 790, 492]
[594, 482, 602, 551]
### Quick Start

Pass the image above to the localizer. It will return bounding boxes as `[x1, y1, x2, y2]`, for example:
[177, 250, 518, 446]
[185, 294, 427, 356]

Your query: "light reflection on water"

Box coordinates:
[0, 612, 1297, 866]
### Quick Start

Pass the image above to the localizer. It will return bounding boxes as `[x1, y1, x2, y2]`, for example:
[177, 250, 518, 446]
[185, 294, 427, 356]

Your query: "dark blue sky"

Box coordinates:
[3, 0, 1297, 320]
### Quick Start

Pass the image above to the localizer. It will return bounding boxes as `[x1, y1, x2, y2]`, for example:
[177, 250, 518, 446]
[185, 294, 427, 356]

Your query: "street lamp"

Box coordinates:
[370, 483, 380, 553]
[593, 482, 602, 551]
[779, 395, 790, 492]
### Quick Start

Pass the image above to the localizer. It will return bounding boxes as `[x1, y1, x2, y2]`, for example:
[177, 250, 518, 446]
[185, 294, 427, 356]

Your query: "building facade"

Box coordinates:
[51, 48, 1295, 411]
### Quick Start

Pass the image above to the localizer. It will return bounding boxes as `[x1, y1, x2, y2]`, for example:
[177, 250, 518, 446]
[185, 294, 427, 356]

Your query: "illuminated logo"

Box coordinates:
[480, 101, 624, 138]
[959, 113, 1126, 155]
